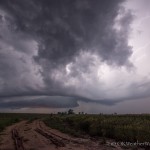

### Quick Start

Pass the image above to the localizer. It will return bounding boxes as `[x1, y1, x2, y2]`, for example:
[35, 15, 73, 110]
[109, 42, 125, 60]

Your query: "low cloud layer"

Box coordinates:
[0, 95, 122, 110]
[0, 0, 149, 112]
[0, 96, 78, 109]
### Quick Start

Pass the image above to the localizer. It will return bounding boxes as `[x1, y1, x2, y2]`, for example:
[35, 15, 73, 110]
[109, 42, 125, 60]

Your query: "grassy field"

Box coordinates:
[1, 113, 150, 144]
[0, 113, 47, 132]
[44, 114, 150, 143]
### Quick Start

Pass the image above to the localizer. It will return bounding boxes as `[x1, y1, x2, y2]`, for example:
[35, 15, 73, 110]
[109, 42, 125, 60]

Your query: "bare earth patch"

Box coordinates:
[0, 120, 143, 150]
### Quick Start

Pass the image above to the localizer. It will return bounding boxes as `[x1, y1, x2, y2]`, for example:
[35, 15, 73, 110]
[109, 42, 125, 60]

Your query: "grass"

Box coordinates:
[44, 114, 150, 143]
[0, 113, 48, 132]
[0, 114, 20, 132]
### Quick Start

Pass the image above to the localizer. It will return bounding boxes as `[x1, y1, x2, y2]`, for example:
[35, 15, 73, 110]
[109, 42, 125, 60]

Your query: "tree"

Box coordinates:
[68, 109, 74, 115]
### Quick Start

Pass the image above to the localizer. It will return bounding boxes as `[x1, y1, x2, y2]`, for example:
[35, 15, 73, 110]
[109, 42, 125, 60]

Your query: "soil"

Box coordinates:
[0, 120, 144, 150]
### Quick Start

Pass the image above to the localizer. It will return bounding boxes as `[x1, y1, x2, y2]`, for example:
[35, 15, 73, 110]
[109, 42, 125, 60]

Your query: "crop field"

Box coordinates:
[44, 114, 150, 143]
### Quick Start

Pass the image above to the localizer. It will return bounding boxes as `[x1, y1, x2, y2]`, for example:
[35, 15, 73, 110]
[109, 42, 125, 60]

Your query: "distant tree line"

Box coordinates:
[57, 109, 87, 115]
[57, 109, 75, 115]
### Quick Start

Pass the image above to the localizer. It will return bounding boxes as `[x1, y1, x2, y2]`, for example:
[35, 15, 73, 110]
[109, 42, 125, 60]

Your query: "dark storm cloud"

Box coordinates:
[0, 0, 136, 109]
[0, 95, 121, 109]
[0, 96, 79, 109]
[0, 0, 133, 66]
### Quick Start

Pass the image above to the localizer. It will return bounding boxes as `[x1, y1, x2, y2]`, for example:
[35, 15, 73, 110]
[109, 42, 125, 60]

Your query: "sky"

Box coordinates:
[0, 0, 150, 114]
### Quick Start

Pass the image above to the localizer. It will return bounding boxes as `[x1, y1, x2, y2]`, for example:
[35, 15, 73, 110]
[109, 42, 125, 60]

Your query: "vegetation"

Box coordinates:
[0, 113, 47, 132]
[1, 112, 150, 145]
[0, 113, 20, 132]
[44, 114, 150, 143]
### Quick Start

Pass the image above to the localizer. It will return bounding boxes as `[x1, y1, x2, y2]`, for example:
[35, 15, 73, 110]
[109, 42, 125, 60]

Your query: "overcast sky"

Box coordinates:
[0, 0, 150, 114]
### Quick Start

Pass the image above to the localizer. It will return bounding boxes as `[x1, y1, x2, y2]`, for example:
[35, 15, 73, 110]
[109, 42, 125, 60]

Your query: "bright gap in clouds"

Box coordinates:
[60, 0, 150, 113]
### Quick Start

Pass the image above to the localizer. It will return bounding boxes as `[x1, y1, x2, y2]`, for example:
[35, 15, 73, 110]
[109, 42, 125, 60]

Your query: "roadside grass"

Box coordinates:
[0, 116, 20, 132]
[43, 114, 150, 143]
[0, 113, 48, 132]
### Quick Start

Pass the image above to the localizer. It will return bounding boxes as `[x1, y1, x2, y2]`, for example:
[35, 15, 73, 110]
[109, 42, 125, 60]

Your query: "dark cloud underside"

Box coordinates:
[1, 0, 132, 66]
[0, 96, 120, 109]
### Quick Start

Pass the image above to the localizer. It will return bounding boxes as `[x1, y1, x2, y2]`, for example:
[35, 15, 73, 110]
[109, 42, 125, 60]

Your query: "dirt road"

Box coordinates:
[0, 120, 136, 150]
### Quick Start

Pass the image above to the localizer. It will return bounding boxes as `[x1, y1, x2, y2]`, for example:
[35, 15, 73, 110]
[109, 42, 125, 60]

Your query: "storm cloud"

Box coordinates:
[1, 0, 132, 64]
[0, 95, 122, 110]
[0, 0, 149, 112]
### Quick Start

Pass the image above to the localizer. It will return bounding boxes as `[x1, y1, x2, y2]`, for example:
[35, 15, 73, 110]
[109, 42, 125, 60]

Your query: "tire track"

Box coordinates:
[36, 120, 86, 144]
[35, 128, 65, 147]
[12, 129, 25, 150]
[17, 120, 53, 150]
[0, 121, 27, 150]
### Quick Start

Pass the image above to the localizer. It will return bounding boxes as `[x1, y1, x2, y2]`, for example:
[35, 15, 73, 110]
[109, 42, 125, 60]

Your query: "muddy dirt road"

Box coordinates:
[0, 120, 138, 150]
